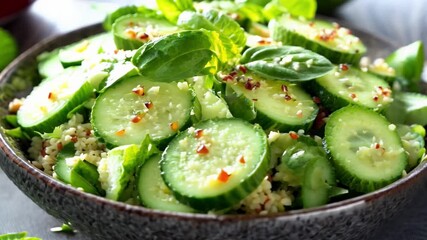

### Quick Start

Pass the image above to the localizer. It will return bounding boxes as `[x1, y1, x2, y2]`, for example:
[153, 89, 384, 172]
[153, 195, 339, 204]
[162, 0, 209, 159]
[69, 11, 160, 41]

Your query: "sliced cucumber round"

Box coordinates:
[309, 65, 392, 111]
[113, 13, 178, 50]
[58, 32, 115, 67]
[17, 67, 107, 134]
[224, 71, 318, 132]
[325, 106, 407, 193]
[269, 15, 366, 64]
[91, 76, 194, 148]
[138, 154, 196, 213]
[161, 118, 270, 211]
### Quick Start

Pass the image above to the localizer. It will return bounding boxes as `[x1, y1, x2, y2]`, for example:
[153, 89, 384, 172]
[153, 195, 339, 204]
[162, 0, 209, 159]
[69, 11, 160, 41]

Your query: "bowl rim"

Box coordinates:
[1, 22, 426, 223]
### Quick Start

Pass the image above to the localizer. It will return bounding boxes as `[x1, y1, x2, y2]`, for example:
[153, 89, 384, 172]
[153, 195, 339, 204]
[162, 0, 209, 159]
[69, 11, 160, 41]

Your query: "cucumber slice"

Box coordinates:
[325, 106, 407, 193]
[58, 32, 115, 67]
[190, 76, 233, 120]
[98, 144, 142, 201]
[223, 71, 318, 132]
[54, 143, 103, 195]
[112, 14, 178, 50]
[275, 134, 336, 208]
[161, 118, 270, 211]
[396, 124, 426, 170]
[17, 67, 108, 134]
[309, 65, 392, 111]
[91, 76, 194, 148]
[138, 154, 196, 213]
[269, 15, 366, 64]
[37, 49, 64, 79]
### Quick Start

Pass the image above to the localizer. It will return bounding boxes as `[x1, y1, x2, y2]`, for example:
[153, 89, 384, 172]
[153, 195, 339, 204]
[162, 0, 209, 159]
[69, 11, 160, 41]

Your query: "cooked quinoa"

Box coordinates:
[25, 113, 294, 214]
[28, 113, 107, 175]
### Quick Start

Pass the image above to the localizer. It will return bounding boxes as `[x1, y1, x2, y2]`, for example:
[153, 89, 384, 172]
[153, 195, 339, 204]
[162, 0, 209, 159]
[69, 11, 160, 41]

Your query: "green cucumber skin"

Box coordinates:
[17, 68, 106, 135]
[160, 119, 270, 211]
[269, 19, 365, 65]
[324, 106, 407, 193]
[224, 84, 318, 132]
[138, 154, 196, 213]
[91, 76, 194, 149]
[304, 80, 350, 112]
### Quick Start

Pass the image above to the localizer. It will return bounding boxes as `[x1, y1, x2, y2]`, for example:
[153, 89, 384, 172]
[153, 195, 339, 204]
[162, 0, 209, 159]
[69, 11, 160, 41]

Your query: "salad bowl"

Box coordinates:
[1, 22, 427, 240]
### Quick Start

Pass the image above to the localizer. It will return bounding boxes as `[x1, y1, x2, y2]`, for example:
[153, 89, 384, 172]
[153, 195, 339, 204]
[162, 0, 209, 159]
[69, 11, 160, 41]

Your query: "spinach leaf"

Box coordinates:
[240, 46, 334, 81]
[386, 41, 425, 92]
[132, 30, 219, 81]
[263, 0, 316, 20]
[156, 0, 194, 23]
[0, 232, 41, 240]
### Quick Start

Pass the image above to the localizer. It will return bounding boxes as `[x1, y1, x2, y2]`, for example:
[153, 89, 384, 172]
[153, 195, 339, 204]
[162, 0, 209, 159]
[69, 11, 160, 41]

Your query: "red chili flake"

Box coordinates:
[138, 33, 149, 40]
[196, 144, 209, 154]
[70, 135, 78, 143]
[57, 142, 63, 151]
[244, 80, 260, 90]
[86, 129, 92, 136]
[284, 95, 292, 101]
[114, 49, 119, 54]
[238, 65, 247, 74]
[349, 93, 357, 99]
[309, 22, 315, 27]
[377, 86, 384, 91]
[131, 114, 143, 123]
[289, 131, 299, 140]
[40, 142, 47, 157]
[373, 95, 379, 101]
[115, 129, 126, 136]
[375, 143, 381, 149]
[382, 88, 391, 97]
[170, 121, 179, 131]
[229, 71, 238, 77]
[48, 92, 56, 100]
[194, 129, 204, 138]
[144, 101, 153, 109]
[313, 109, 328, 130]
[318, 29, 337, 41]
[264, 197, 270, 205]
[281, 84, 288, 93]
[257, 39, 268, 45]
[313, 96, 321, 104]
[238, 155, 246, 164]
[222, 75, 233, 81]
[132, 85, 145, 96]
[217, 169, 231, 182]
[339, 64, 349, 71]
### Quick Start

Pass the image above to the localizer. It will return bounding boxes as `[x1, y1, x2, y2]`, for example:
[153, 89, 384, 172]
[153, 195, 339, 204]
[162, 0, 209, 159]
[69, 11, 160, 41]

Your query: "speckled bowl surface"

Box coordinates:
[1, 23, 426, 240]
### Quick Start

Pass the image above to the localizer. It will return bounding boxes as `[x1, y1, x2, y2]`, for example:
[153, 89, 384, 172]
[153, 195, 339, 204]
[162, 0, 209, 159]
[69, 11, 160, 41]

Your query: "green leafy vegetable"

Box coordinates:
[240, 46, 334, 81]
[156, 0, 195, 23]
[177, 9, 246, 51]
[103, 5, 160, 31]
[4, 127, 30, 140]
[132, 30, 229, 81]
[0, 232, 41, 240]
[263, 0, 317, 20]
[386, 41, 425, 92]
[0, 28, 18, 71]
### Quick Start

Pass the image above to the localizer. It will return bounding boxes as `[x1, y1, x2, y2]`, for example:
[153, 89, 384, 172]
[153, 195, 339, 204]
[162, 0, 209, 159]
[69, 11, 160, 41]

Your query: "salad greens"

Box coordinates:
[0, 28, 18, 71]
[4, 0, 427, 215]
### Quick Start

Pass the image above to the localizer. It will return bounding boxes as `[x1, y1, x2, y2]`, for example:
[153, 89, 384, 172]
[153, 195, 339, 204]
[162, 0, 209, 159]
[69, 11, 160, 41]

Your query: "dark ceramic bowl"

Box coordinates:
[1, 23, 426, 240]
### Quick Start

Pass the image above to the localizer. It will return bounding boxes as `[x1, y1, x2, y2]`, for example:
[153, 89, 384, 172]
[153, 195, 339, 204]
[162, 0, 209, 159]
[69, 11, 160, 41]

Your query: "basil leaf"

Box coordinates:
[156, 0, 194, 23]
[240, 46, 334, 82]
[177, 9, 246, 51]
[263, 0, 316, 20]
[386, 41, 425, 92]
[131, 30, 216, 81]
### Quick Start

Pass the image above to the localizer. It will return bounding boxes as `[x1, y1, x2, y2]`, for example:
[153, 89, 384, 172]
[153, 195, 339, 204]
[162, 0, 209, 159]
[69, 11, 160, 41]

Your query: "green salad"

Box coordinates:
[4, 0, 427, 214]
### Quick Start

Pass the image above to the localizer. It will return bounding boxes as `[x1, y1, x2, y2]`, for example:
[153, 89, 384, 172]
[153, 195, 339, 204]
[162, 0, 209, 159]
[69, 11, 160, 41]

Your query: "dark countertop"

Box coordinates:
[1, 0, 427, 239]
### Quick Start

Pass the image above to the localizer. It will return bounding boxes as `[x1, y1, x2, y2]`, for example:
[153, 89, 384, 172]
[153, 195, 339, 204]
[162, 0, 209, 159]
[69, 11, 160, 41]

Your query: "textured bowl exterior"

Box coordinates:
[1, 23, 427, 240]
